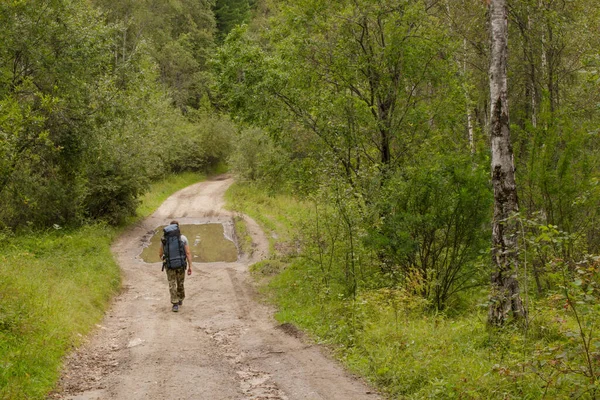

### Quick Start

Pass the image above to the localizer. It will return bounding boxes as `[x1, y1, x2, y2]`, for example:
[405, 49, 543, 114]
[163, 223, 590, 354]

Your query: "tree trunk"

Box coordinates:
[488, 0, 527, 326]
[528, 15, 537, 128]
[464, 39, 475, 155]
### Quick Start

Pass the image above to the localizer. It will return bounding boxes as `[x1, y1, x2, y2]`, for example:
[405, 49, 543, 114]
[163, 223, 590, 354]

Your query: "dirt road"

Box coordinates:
[55, 176, 380, 400]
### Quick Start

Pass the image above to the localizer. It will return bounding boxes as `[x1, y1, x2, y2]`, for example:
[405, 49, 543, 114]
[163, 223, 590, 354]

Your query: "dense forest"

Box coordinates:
[218, 0, 600, 311]
[218, 0, 600, 397]
[2, 0, 600, 398]
[0, 0, 248, 228]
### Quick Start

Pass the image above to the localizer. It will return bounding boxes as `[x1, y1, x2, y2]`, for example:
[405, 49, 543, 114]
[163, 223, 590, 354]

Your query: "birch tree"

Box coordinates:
[488, 0, 527, 325]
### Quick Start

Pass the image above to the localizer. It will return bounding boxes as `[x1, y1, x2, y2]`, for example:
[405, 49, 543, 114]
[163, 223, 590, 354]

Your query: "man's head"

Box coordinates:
[170, 220, 179, 226]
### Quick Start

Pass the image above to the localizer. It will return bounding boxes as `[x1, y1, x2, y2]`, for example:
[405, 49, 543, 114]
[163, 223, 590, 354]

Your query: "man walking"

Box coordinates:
[159, 220, 193, 312]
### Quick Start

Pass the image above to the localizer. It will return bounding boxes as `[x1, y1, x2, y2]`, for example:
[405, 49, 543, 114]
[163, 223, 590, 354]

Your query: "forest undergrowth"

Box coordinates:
[227, 182, 600, 399]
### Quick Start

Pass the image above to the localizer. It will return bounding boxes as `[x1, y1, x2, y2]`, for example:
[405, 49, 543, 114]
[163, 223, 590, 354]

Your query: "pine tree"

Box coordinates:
[214, 0, 251, 41]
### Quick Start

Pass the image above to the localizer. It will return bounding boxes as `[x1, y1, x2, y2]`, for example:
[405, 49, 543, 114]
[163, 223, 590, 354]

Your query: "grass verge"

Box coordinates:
[225, 182, 306, 258]
[232, 215, 254, 258]
[0, 225, 120, 400]
[0, 172, 204, 400]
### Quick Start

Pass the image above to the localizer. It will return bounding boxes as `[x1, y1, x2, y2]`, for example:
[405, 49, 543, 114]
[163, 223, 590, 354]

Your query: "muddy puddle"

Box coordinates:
[140, 223, 238, 263]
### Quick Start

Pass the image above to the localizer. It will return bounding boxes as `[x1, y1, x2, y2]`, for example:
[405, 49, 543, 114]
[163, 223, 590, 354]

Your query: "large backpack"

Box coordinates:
[161, 224, 187, 270]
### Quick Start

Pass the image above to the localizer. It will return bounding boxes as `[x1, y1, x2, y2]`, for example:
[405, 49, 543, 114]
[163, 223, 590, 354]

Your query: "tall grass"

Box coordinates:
[225, 182, 593, 399]
[0, 172, 204, 399]
[0, 225, 120, 400]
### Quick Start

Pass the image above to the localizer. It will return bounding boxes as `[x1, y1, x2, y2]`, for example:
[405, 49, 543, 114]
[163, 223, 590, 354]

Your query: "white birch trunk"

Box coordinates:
[488, 0, 527, 325]
[464, 39, 475, 155]
[527, 13, 537, 128]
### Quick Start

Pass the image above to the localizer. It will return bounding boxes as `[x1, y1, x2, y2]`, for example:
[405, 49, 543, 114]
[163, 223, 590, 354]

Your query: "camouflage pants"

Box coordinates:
[166, 268, 186, 304]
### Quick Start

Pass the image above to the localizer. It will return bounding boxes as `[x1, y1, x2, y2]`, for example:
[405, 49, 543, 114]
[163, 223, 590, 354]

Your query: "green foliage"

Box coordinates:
[368, 154, 492, 309]
[219, 0, 600, 397]
[214, 0, 252, 41]
[0, 0, 119, 228]
[0, 0, 231, 230]
[213, 25, 282, 127]
[520, 216, 577, 293]
[225, 182, 308, 256]
[216, 0, 466, 167]
[93, 0, 216, 110]
[516, 119, 600, 260]
[215, 0, 485, 308]
[529, 256, 600, 398]
[216, 0, 600, 316]
[506, 0, 600, 264]
[227, 127, 296, 189]
[164, 112, 235, 173]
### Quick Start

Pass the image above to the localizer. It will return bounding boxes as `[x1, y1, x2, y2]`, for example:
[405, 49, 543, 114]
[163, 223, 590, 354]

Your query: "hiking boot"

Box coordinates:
[172, 304, 179, 312]
[177, 300, 183, 306]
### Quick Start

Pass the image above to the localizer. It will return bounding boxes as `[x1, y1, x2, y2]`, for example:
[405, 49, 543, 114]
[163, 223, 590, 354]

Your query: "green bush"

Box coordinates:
[368, 153, 492, 310]
[228, 127, 289, 184]
[166, 113, 235, 173]
[0, 1, 230, 230]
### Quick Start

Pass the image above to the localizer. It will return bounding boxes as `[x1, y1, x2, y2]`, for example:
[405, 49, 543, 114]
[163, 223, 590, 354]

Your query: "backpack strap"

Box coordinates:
[178, 235, 187, 268]
[161, 237, 167, 271]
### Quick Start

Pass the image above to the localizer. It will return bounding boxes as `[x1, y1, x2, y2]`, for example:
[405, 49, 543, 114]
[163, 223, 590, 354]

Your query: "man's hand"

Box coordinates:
[187, 268, 192, 276]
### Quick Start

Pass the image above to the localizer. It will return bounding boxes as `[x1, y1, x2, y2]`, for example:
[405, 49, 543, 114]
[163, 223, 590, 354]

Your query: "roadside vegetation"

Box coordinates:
[0, 225, 120, 400]
[227, 182, 600, 399]
[0, 172, 205, 400]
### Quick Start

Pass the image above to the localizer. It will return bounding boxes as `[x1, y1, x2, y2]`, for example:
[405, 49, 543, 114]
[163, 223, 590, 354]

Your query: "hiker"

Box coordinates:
[159, 220, 193, 312]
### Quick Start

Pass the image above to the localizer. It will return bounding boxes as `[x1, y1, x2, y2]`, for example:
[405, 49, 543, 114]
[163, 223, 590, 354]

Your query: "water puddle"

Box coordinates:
[140, 224, 238, 263]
